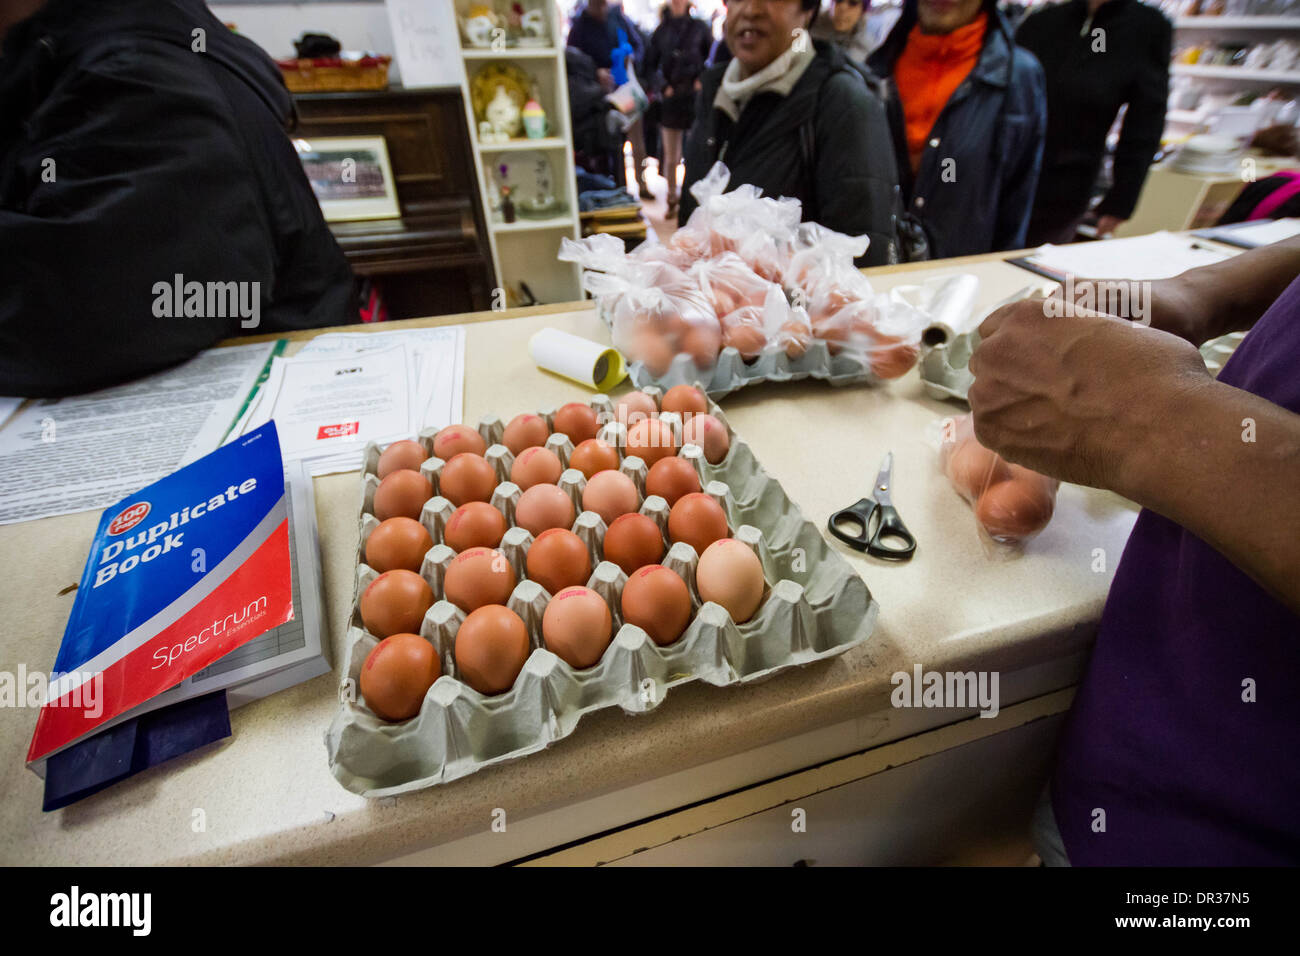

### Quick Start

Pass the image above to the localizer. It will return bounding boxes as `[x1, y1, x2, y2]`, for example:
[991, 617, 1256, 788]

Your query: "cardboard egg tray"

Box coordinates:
[325, 387, 878, 796]
[596, 298, 880, 399]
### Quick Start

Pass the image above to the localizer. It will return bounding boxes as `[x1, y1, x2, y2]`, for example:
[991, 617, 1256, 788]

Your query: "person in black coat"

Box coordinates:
[679, 0, 899, 266]
[568, 1, 651, 197]
[567, 46, 622, 178]
[868, 0, 1046, 260]
[1016, 0, 1172, 244]
[644, 1, 713, 215]
[0, 0, 356, 398]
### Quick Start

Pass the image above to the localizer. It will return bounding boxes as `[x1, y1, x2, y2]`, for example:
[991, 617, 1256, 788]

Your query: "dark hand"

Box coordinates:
[968, 298, 1213, 493]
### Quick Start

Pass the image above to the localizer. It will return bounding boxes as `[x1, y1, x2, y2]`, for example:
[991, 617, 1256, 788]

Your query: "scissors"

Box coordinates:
[827, 452, 917, 561]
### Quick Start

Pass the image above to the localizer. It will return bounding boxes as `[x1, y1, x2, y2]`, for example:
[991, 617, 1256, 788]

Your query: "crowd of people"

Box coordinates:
[568, 0, 1173, 261]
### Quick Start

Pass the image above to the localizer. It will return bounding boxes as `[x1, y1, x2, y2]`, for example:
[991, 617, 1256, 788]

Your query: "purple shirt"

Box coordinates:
[1052, 275, 1300, 865]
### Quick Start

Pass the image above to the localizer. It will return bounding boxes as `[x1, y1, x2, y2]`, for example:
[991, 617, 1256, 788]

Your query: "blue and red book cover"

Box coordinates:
[27, 422, 293, 767]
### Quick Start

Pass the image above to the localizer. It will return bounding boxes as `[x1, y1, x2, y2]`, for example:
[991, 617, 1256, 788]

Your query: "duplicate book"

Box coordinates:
[26, 422, 329, 773]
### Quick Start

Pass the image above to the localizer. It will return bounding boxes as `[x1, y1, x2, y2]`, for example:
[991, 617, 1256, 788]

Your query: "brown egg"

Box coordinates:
[582, 470, 640, 526]
[621, 564, 691, 646]
[542, 586, 613, 669]
[945, 439, 1010, 500]
[365, 517, 433, 573]
[443, 547, 517, 613]
[377, 439, 428, 479]
[668, 493, 730, 555]
[373, 470, 433, 522]
[645, 455, 701, 505]
[682, 413, 730, 464]
[869, 340, 921, 380]
[976, 478, 1055, 542]
[454, 605, 530, 695]
[629, 328, 674, 376]
[360, 570, 435, 638]
[661, 385, 709, 417]
[526, 528, 593, 595]
[681, 321, 722, 369]
[443, 501, 507, 553]
[780, 320, 812, 359]
[614, 391, 658, 428]
[696, 538, 765, 623]
[511, 445, 563, 490]
[552, 402, 599, 444]
[626, 417, 679, 468]
[602, 512, 665, 575]
[433, 424, 487, 460]
[722, 318, 767, 360]
[360, 633, 441, 721]
[438, 452, 498, 506]
[570, 438, 620, 479]
[503, 413, 550, 455]
[514, 484, 577, 536]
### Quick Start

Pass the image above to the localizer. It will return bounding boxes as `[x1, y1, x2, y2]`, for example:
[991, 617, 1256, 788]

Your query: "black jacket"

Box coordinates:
[644, 13, 713, 130]
[679, 41, 899, 266]
[567, 46, 620, 160]
[1016, 0, 1171, 231]
[567, 4, 645, 72]
[869, 0, 1046, 258]
[0, 0, 356, 397]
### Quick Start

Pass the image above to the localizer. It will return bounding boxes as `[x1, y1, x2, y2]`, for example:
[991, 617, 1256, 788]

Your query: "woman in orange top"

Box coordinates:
[868, 0, 1045, 258]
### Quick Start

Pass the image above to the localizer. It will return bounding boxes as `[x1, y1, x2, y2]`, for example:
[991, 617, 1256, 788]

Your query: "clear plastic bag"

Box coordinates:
[938, 413, 1059, 547]
[787, 222, 875, 323]
[708, 184, 802, 283]
[716, 283, 811, 362]
[669, 162, 735, 260]
[690, 252, 773, 317]
[559, 234, 721, 374]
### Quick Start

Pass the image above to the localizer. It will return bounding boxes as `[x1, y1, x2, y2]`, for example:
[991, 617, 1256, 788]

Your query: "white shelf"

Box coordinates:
[475, 136, 567, 153]
[1175, 16, 1300, 29]
[1172, 63, 1300, 83]
[455, 0, 580, 304]
[490, 215, 575, 233]
[462, 46, 560, 59]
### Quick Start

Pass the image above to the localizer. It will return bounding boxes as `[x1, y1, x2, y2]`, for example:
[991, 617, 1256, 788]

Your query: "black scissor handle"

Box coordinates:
[828, 499, 917, 561]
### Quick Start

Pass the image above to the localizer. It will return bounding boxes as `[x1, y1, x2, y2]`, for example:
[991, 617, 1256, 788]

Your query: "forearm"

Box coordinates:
[1115, 374, 1300, 615]
[1179, 236, 1300, 339]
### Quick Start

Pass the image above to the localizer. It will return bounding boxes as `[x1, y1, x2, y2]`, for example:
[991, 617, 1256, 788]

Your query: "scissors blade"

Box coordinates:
[872, 452, 895, 506]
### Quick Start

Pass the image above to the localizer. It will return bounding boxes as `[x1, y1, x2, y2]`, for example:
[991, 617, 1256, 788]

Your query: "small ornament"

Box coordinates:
[522, 98, 547, 139]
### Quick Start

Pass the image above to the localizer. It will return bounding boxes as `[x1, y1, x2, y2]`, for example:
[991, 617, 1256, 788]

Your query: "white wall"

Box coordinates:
[207, 2, 395, 59]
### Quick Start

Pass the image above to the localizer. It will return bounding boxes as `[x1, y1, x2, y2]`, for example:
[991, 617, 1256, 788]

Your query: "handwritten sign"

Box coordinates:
[385, 0, 462, 88]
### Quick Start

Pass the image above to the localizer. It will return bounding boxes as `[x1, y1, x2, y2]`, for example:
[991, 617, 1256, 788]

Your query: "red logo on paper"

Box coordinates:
[107, 501, 151, 536]
[316, 422, 360, 440]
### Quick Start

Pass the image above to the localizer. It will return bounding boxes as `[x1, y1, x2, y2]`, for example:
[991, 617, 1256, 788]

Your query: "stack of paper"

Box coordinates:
[1012, 231, 1234, 281]
[226, 327, 465, 474]
[0, 342, 279, 526]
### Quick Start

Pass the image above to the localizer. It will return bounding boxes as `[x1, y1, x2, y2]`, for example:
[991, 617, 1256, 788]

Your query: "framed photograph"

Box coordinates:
[293, 135, 401, 222]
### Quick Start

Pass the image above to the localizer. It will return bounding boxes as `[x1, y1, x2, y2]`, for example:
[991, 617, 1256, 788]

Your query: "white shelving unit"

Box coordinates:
[1176, 15, 1300, 29]
[1172, 63, 1300, 83]
[452, 1, 582, 306]
[1166, 10, 1300, 134]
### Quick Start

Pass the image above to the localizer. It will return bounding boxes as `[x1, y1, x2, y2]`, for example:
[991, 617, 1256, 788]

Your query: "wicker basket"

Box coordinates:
[277, 55, 391, 93]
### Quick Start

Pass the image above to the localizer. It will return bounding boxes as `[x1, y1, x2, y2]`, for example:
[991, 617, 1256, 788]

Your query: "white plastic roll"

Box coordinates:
[528, 327, 627, 392]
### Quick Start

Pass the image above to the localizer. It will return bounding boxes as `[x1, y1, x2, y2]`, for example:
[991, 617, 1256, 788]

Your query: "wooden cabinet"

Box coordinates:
[293, 88, 495, 318]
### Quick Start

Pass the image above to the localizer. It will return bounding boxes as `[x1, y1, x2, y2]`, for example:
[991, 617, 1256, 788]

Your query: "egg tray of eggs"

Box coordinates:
[596, 297, 920, 401]
[325, 386, 877, 797]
